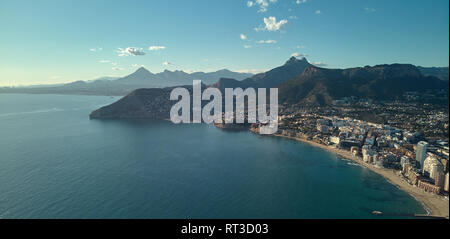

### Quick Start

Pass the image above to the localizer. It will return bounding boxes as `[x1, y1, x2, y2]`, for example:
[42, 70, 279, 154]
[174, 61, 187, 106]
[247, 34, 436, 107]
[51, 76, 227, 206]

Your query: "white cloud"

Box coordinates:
[296, 45, 306, 49]
[315, 10, 322, 14]
[364, 7, 376, 12]
[235, 69, 267, 74]
[291, 52, 308, 58]
[289, 16, 298, 20]
[257, 39, 277, 44]
[313, 62, 327, 67]
[247, 0, 277, 13]
[184, 69, 196, 74]
[112, 67, 124, 71]
[131, 64, 146, 68]
[240, 34, 247, 40]
[244, 45, 252, 48]
[255, 16, 288, 31]
[98, 60, 110, 63]
[89, 47, 103, 52]
[111, 62, 118, 66]
[117, 47, 145, 56]
[148, 46, 166, 51]
[163, 61, 173, 66]
[50, 75, 61, 80]
[296, 0, 307, 4]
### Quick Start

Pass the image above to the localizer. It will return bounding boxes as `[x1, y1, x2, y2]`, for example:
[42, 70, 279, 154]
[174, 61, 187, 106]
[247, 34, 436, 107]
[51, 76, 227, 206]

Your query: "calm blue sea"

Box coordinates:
[0, 94, 426, 218]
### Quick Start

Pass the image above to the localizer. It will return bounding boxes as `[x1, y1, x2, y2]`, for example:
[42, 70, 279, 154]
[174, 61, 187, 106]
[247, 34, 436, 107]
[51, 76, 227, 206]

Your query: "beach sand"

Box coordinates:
[274, 134, 449, 218]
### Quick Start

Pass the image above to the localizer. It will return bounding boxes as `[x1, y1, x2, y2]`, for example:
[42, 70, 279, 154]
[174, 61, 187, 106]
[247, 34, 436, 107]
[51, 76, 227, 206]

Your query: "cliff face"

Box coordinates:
[278, 64, 448, 106]
[241, 56, 312, 88]
[90, 88, 174, 119]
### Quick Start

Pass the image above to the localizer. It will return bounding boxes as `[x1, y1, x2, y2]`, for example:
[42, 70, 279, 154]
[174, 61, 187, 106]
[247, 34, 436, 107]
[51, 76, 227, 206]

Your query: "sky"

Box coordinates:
[0, 0, 449, 86]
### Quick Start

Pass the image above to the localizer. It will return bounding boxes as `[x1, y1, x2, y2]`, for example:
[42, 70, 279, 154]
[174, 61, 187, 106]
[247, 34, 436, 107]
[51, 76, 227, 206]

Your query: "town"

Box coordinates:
[249, 99, 449, 198]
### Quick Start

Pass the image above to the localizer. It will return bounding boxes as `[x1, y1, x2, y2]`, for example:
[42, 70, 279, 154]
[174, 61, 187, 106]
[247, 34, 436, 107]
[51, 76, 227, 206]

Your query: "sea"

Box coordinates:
[0, 94, 427, 218]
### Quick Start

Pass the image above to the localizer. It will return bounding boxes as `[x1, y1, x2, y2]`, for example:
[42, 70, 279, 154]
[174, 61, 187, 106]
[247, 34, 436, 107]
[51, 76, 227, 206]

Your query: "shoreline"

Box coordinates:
[272, 134, 449, 218]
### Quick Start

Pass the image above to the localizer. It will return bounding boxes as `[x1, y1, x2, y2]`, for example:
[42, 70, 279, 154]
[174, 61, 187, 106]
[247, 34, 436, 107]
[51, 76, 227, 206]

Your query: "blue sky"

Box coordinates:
[0, 0, 448, 86]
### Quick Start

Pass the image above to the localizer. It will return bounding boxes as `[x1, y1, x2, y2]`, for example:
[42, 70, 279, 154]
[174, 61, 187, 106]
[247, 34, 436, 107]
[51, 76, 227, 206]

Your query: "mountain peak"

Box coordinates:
[286, 56, 297, 63]
[285, 56, 309, 65]
[135, 66, 152, 75]
[216, 69, 231, 73]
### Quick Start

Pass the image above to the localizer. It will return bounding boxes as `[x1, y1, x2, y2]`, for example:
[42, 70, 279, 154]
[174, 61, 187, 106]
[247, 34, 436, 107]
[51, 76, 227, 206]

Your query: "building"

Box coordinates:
[416, 141, 428, 169]
[429, 163, 444, 183]
[423, 156, 443, 179]
[418, 179, 442, 195]
[362, 147, 376, 164]
[444, 173, 449, 193]
[330, 136, 340, 145]
[402, 162, 413, 174]
[441, 158, 448, 173]
[350, 146, 359, 156]
[317, 119, 330, 126]
[374, 157, 384, 168]
[365, 137, 375, 146]
[339, 140, 360, 149]
[295, 132, 308, 139]
[434, 170, 445, 190]
[400, 156, 411, 169]
[317, 124, 329, 133]
[282, 129, 295, 137]
[408, 170, 421, 185]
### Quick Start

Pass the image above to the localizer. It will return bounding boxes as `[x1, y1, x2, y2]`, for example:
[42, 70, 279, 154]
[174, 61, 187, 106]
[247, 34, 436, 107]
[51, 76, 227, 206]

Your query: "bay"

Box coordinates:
[0, 94, 426, 218]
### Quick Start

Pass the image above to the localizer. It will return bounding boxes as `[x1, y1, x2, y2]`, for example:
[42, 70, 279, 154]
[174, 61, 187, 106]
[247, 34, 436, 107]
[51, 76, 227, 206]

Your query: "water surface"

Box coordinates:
[0, 94, 426, 218]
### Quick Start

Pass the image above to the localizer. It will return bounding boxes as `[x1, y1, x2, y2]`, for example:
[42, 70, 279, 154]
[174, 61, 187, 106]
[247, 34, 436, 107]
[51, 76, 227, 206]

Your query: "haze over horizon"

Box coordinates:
[0, 0, 449, 86]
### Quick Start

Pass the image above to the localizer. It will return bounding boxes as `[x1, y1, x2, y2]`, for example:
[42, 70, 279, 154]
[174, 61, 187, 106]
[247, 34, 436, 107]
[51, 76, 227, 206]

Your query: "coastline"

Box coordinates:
[272, 134, 449, 218]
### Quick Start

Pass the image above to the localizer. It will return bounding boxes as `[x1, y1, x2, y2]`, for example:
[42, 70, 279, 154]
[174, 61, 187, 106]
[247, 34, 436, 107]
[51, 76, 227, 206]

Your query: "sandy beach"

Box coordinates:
[274, 134, 449, 218]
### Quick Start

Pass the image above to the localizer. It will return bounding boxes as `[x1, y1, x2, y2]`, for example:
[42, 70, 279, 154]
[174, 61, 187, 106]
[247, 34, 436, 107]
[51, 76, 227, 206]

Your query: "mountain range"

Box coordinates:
[0, 69, 253, 96]
[212, 57, 312, 90]
[90, 57, 449, 120]
[278, 63, 448, 106]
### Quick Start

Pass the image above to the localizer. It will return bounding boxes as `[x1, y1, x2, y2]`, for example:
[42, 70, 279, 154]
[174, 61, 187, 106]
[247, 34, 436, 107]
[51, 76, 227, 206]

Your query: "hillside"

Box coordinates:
[90, 58, 449, 119]
[278, 64, 448, 106]
[417, 66, 449, 81]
